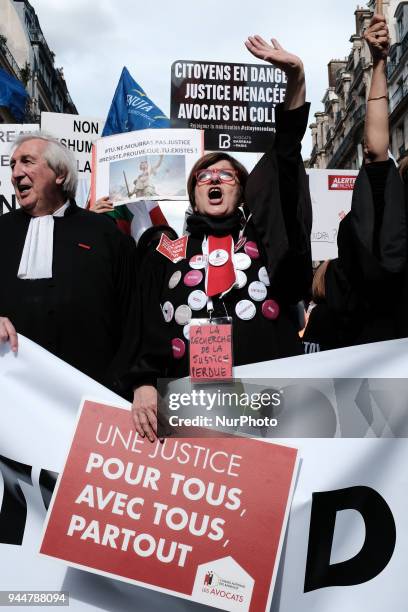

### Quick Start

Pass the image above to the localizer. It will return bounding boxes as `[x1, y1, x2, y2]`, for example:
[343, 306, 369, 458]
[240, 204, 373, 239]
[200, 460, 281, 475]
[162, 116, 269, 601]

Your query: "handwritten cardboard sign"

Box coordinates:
[40, 400, 298, 612]
[189, 322, 233, 382]
[156, 233, 188, 263]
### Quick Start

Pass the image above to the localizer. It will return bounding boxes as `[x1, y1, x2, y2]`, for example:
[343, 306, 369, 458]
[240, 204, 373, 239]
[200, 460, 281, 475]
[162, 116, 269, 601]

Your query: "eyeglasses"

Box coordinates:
[195, 168, 238, 186]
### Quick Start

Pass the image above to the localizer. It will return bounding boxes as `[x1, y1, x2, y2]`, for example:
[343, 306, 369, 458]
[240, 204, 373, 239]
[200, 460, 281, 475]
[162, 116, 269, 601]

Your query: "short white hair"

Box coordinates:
[12, 132, 78, 199]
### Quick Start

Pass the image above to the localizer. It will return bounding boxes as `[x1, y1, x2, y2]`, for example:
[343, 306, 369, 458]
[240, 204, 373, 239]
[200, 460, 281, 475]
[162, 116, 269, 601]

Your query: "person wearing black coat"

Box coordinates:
[304, 13, 407, 352]
[0, 133, 139, 396]
[128, 33, 313, 441]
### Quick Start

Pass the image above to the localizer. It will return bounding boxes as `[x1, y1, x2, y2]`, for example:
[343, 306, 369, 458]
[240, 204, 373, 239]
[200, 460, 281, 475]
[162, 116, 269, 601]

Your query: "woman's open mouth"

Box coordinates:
[208, 186, 223, 204]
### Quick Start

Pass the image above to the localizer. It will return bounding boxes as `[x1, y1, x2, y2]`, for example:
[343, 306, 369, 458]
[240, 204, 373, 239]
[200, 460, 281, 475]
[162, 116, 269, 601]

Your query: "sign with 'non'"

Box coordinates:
[170, 60, 287, 153]
[41, 113, 105, 175]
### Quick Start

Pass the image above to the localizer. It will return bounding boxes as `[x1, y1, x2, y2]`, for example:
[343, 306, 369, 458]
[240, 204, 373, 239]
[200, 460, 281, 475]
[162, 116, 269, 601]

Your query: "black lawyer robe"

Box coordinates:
[125, 102, 313, 389]
[0, 202, 140, 395]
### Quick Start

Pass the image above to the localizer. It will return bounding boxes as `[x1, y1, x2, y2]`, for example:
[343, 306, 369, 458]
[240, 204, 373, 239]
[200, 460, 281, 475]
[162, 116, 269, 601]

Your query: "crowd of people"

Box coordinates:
[0, 14, 405, 441]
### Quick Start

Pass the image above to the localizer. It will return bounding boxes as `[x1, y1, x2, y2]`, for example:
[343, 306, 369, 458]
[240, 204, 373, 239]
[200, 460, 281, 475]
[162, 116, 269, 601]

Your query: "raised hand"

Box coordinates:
[245, 35, 303, 77]
[364, 15, 390, 63]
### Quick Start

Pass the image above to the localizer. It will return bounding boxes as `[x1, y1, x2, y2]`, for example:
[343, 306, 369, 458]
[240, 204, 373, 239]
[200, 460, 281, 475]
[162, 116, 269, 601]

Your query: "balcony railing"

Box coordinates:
[0, 38, 22, 80]
[352, 105, 365, 125]
[401, 29, 408, 56]
[387, 62, 398, 80]
[390, 77, 408, 113]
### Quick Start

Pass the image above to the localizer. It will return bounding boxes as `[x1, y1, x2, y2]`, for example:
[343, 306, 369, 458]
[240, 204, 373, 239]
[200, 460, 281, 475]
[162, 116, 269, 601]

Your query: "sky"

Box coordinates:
[29, 0, 370, 158]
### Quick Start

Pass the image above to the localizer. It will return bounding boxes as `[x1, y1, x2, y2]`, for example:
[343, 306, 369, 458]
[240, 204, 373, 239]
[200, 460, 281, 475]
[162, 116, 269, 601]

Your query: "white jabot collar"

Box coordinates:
[17, 203, 69, 280]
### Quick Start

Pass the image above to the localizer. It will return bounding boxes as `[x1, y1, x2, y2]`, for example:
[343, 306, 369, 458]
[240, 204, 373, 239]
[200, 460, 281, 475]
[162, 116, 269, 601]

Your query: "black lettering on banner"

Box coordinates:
[304, 486, 396, 592]
[0, 456, 58, 545]
[0, 456, 33, 545]
[39, 469, 58, 510]
[0, 194, 16, 215]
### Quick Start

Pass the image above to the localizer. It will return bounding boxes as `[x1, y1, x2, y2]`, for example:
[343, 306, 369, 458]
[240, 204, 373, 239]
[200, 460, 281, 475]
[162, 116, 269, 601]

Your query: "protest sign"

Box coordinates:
[41, 113, 105, 176]
[41, 113, 105, 208]
[91, 128, 203, 207]
[0, 336, 408, 612]
[189, 322, 233, 382]
[171, 60, 286, 153]
[307, 168, 358, 260]
[3, 336, 408, 611]
[0, 124, 38, 215]
[40, 399, 298, 612]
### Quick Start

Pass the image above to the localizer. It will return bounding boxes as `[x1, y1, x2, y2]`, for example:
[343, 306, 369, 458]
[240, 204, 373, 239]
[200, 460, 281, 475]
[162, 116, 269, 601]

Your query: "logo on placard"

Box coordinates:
[193, 557, 254, 609]
[203, 570, 215, 586]
[219, 134, 231, 149]
[201, 570, 246, 603]
[328, 175, 356, 190]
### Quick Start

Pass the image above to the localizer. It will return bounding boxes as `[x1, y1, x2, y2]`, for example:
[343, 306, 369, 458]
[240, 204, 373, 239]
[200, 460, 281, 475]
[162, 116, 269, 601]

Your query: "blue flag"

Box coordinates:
[102, 66, 169, 137]
[0, 68, 28, 122]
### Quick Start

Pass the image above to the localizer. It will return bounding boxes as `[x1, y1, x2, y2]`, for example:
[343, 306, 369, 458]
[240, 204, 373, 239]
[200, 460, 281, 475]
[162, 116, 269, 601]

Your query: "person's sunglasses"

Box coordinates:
[195, 168, 238, 185]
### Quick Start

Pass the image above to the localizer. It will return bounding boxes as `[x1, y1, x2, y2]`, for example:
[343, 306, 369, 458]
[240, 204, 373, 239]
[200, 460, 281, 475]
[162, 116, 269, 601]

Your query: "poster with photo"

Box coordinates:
[91, 128, 203, 207]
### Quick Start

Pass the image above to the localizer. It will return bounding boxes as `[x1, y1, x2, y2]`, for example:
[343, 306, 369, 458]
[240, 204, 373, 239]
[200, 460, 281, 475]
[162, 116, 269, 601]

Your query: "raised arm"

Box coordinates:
[245, 35, 305, 110]
[363, 14, 390, 162]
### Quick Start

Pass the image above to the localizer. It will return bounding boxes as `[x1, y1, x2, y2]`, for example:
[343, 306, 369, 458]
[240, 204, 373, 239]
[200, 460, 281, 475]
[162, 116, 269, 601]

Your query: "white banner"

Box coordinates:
[92, 128, 203, 207]
[0, 124, 38, 216]
[41, 113, 105, 208]
[1, 337, 408, 610]
[308, 168, 358, 261]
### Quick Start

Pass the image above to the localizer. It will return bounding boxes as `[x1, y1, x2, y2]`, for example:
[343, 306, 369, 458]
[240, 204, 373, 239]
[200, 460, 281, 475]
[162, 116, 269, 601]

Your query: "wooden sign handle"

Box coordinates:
[376, 0, 383, 15]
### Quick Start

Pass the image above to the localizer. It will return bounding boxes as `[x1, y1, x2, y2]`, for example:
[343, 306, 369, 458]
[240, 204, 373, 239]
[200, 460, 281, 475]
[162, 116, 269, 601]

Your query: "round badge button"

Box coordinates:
[188, 289, 207, 311]
[262, 299, 280, 320]
[183, 324, 190, 340]
[233, 252, 251, 271]
[172, 338, 186, 359]
[244, 241, 260, 259]
[209, 249, 229, 267]
[168, 270, 182, 289]
[184, 269, 203, 287]
[162, 301, 174, 323]
[189, 254, 207, 270]
[258, 266, 270, 286]
[175, 304, 192, 326]
[248, 281, 267, 302]
[234, 270, 248, 290]
[235, 299, 256, 321]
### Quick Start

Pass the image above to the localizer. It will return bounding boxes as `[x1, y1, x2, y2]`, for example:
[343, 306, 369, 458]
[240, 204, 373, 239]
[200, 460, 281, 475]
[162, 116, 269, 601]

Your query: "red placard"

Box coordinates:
[156, 233, 188, 263]
[40, 400, 298, 612]
[189, 322, 233, 382]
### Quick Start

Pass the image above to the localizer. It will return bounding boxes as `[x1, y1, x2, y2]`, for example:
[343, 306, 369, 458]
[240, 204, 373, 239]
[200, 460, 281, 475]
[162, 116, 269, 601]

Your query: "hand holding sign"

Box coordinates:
[132, 384, 159, 442]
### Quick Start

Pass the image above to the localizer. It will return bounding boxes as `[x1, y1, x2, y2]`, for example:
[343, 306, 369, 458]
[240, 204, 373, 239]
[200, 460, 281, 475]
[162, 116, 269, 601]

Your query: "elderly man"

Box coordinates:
[0, 133, 139, 394]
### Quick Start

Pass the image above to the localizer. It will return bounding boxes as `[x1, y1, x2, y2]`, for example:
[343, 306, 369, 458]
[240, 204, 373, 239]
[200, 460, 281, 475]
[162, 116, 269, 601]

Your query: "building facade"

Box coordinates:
[0, 0, 77, 123]
[309, 0, 406, 169]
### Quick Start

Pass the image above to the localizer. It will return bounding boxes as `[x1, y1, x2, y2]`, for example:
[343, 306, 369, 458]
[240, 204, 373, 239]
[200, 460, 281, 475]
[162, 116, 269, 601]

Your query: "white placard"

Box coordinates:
[92, 128, 203, 206]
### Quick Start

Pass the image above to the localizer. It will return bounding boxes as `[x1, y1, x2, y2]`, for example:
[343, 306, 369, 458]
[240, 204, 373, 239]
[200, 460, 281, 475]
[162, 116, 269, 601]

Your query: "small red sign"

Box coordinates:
[189, 323, 233, 382]
[156, 234, 188, 263]
[328, 175, 356, 190]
